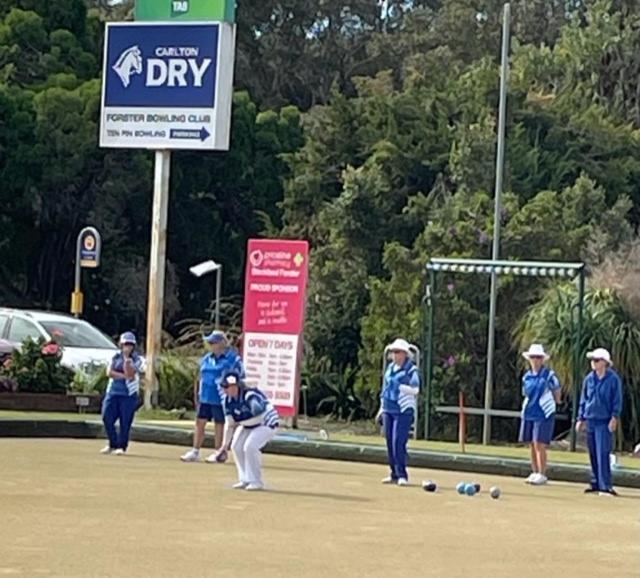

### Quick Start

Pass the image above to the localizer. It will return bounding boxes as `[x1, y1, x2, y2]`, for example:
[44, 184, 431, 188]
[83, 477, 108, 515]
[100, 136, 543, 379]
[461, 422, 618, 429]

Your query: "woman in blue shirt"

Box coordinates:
[376, 338, 420, 486]
[181, 331, 244, 463]
[576, 347, 622, 496]
[101, 332, 144, 455]
[519, 344, 561, 486]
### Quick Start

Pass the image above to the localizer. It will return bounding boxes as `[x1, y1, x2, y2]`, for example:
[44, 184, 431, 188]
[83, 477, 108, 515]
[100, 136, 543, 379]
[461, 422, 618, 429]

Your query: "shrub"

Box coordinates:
[2, 338, 74, 394]
[70, 362, 110, 396]
[157, 354, 198, 410]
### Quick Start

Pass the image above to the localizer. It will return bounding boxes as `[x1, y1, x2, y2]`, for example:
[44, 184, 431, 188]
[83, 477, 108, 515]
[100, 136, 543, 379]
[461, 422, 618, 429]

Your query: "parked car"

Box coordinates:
[0, 309, 119, 371]
[0, 338, 14, 365]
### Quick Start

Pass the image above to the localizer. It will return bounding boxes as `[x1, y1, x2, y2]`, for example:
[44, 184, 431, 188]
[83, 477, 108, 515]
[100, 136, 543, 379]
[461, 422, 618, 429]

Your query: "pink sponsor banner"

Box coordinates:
[242, 239, 309, 416]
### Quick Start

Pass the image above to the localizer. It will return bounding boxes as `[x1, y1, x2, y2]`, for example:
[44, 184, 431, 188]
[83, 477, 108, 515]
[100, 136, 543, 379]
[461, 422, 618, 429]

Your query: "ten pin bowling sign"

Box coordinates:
[100, 22, 235, 151]
[242, 240, 310, 417]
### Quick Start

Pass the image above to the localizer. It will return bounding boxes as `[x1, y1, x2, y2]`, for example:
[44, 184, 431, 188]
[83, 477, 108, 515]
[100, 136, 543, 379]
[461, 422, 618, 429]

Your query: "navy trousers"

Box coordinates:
[383, 410, 414, 480]
[102, 394, 138, 451]
[586, 420, 613, 491]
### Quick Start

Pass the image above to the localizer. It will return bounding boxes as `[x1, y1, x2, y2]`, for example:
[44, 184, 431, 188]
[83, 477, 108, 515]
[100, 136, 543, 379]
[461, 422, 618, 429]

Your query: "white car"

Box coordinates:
[0, 308, 119, 371]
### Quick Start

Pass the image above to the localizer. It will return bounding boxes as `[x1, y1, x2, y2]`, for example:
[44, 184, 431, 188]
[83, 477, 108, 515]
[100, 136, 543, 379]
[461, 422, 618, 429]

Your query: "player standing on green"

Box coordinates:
[576, 347, 622, 496]
[180, 331, 244, 463]
[519, 344, 562, 486]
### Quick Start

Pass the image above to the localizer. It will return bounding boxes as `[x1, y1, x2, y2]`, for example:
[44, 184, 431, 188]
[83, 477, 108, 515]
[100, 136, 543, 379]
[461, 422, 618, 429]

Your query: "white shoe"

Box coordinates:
[205, 452, 220, 463]
[232, 482, 248, 490]
[531, 473, 548, 486]
[100, 446, 113, 455]
[245, 483, 264, 491]
[525, 472, 536, 483]
[381, 476, 396, 484]
[598, 491, 613, 497]
[397, 478, 409, 486]
[114, 449, 125, 456]
[180, 449, 200, 462]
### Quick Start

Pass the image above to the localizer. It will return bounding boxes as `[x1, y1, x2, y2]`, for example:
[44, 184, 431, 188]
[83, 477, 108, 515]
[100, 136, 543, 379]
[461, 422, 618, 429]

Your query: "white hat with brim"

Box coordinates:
[586, 347, 612, 365]
[522, 344, 549, 360]
[388, 338, 411, 353]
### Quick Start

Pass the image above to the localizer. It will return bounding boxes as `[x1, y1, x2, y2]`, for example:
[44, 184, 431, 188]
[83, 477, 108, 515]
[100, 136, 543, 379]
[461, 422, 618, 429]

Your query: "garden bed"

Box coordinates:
[0, 392, 101, 413]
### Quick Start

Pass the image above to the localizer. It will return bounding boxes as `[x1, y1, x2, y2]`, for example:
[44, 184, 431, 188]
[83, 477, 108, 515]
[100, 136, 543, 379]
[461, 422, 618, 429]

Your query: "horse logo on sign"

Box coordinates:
[112, 45, 143, 88]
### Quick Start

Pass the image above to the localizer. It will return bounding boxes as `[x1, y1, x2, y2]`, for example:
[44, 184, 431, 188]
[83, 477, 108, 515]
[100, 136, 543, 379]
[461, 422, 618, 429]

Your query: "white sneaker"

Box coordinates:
[245, 483, 264, 491]
[180, 449, 200, 462]
[531, 473, 548, 486]
[205, 452, 219, 463]
[232, 482, 248, 490]
[397, 478, 409, 486]
[381, 476, 396, 484]
[100, 446, 113, 455]
[598, 491, 613, 497]
[114, 449, 125, 456]
[525, 472, 536, 483]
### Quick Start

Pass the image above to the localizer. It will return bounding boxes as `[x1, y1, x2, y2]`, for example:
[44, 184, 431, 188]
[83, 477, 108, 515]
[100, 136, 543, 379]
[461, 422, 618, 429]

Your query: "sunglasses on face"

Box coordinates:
[591, 358, 604, 363]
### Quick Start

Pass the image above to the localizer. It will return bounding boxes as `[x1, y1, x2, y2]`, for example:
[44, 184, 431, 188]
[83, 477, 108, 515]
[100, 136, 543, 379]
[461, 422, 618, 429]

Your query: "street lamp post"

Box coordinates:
[189, 260, 222, 329]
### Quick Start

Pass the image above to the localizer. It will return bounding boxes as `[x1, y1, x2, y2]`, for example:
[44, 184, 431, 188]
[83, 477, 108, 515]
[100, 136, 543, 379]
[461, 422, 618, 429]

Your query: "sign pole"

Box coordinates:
[482, 2, 511, 445]
[215, 265, 222, 329]
[71, 227, 101, 318]
[72, 236, 83, 319]
[144, 150, 171, 410]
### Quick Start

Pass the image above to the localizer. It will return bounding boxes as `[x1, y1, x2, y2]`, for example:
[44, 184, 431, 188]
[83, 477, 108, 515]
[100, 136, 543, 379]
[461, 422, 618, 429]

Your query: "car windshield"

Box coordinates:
[40, 321, 116, 349]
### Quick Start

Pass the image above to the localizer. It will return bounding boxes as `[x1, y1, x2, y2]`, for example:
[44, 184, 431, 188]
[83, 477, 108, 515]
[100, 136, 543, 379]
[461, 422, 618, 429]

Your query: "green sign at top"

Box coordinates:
[135, 0, 236, 23]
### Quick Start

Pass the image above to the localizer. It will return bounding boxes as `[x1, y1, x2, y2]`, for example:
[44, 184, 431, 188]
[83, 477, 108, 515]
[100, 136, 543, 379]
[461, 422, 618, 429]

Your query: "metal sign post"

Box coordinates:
[71, 227, 102, 318]
[483, 2, 511, 445]
[189, 259, 222, 329]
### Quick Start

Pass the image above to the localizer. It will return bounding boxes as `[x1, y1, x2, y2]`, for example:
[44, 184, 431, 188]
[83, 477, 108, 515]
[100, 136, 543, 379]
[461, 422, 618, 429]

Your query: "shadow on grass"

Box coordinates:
[267, 489, 372, 503]
[265, 463, 371, 477]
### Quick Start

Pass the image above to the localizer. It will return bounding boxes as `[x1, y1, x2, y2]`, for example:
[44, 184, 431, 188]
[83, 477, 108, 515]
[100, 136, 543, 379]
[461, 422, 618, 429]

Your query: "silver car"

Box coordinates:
[0, 308, 119, 370]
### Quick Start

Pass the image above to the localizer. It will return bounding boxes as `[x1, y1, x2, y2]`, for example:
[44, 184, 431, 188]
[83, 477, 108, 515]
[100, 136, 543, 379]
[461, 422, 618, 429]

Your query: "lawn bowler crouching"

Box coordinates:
[576, 347, 622, 497]
[181, 331, 244, 463]
[376, 338, 420, 486]
[213, 372, 279, 491]
[101, 332, 144, 455]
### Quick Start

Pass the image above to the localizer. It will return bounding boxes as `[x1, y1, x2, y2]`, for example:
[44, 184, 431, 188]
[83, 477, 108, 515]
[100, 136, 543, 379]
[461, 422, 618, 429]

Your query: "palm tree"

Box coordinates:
[514, 283, 640, 447]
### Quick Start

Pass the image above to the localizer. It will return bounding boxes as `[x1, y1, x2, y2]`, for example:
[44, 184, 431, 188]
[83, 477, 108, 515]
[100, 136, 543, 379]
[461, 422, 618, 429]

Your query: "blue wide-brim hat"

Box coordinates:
[203, 330, 227, 344]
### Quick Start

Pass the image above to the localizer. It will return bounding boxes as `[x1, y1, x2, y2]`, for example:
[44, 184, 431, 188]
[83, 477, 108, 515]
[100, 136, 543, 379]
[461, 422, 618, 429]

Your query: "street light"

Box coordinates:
[189, 260, 222, 329]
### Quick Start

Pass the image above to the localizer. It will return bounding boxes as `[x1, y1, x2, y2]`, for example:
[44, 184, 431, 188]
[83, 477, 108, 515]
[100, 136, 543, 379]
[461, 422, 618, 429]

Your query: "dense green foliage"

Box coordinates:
[2, 1, 640, 441]
[1, 338, 73, 393]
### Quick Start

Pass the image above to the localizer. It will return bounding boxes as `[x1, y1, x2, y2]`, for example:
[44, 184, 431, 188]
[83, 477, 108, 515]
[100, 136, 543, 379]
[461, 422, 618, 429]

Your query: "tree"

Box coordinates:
[514, 265, 640, 448]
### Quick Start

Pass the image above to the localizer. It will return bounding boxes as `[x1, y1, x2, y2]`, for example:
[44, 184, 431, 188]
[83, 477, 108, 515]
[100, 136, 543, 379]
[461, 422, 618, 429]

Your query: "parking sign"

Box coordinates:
[100, 22, 235, 150]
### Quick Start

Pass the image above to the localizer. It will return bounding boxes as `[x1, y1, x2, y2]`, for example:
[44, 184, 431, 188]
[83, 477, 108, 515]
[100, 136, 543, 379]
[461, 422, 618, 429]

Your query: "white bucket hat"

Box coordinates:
[586, 347, 612, 365]
[388, 338, 411, 353]
[522, 344, 549, 360]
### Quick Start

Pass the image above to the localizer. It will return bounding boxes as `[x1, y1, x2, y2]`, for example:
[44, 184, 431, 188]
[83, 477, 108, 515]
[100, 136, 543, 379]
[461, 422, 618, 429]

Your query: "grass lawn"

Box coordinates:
[2, 439, 639, 578]
[1, 409, 638, 469]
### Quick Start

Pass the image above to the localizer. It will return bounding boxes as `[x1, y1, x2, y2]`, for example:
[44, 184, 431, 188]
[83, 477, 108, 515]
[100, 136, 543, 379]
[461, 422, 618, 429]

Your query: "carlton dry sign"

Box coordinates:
[100, 22, 235, 151]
